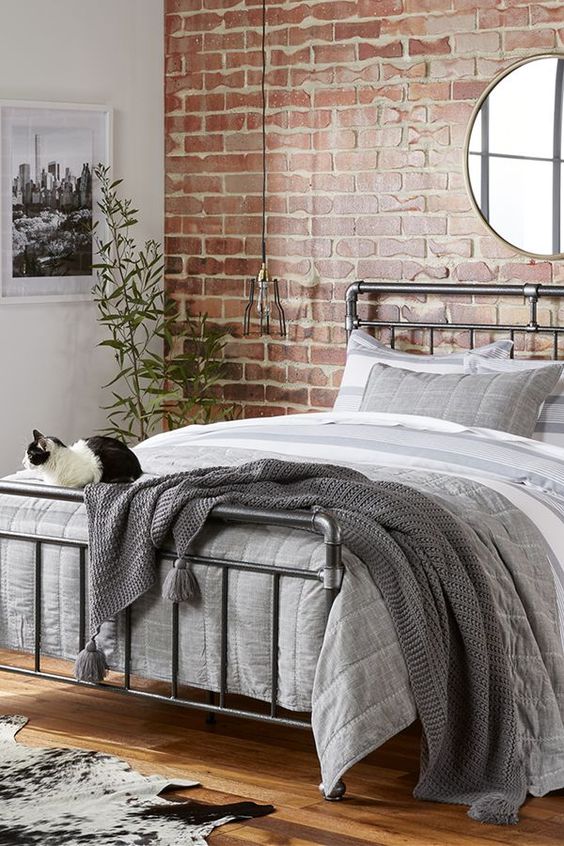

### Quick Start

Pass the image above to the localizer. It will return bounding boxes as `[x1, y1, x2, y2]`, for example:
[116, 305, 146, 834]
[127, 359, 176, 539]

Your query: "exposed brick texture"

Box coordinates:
[165, 0, 564, 417]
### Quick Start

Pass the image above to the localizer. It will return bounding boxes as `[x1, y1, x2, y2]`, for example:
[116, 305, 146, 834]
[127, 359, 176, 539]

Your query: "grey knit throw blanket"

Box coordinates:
[83, 459, 527, 824]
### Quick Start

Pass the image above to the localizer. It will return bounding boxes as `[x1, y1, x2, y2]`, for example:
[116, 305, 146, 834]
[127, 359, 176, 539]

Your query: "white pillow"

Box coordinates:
[466, 355, 564, 447]
[334, 330, 514, 413]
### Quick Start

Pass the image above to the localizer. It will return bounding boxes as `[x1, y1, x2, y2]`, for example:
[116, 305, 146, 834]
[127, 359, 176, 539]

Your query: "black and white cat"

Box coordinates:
[23, 430, 143, 488]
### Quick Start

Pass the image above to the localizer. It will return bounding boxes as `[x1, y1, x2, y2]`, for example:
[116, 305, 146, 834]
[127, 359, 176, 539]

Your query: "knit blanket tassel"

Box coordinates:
[74, 638, 108, 684]
[162, 557, 200, 603]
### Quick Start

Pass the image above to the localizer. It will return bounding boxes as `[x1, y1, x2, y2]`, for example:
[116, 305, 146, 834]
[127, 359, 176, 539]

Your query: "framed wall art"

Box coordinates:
[0, 101, 112, 302]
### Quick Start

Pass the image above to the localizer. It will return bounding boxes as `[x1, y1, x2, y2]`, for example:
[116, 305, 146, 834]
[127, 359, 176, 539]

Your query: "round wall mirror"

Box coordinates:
[464, 54, 564, 259]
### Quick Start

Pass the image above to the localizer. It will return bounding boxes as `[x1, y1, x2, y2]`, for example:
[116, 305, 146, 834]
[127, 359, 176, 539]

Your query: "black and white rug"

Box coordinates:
[0, 715, 273, 845]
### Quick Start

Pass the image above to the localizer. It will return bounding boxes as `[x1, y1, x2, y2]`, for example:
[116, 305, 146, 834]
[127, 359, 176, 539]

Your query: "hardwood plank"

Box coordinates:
[0, 671, 562, 844]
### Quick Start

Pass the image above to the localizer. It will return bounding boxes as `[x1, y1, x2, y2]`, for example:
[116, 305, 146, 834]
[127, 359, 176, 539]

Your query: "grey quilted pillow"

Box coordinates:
[359, 362, 563, 437]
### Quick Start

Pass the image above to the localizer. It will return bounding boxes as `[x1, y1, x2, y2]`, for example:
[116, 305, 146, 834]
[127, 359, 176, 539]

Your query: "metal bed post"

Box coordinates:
[34, 542, 42, 673]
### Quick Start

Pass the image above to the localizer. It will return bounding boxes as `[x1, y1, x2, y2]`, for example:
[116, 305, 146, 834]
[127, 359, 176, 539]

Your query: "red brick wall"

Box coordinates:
[165, 0, 564, 417]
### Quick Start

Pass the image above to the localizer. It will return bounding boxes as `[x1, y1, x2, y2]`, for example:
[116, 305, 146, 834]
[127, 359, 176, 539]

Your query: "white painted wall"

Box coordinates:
[0, 0, 164, 474]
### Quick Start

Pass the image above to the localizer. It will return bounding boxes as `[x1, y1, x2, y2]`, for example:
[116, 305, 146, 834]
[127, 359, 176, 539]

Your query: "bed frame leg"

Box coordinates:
[206, 691, 217, 725]
[319, 779, 346, 801]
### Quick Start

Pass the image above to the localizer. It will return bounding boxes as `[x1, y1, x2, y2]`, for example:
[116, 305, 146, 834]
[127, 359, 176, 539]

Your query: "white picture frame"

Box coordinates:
[0, 100, 112, 304]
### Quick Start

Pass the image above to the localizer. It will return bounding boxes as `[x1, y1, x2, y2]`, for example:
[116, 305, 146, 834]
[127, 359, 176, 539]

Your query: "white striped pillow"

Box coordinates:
[466, 355, 564, 447]
[334, 330, 514, 413]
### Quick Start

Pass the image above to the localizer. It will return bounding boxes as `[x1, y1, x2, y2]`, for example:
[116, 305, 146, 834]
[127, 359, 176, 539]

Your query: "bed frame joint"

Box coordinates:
[311, 508, 344, 593]
[524, 283, 540, 331]
[345, 281, 362, 337]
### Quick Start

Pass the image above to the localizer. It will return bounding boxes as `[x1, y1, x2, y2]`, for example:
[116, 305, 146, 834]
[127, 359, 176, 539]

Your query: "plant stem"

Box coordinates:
[104, 200, 147, 441]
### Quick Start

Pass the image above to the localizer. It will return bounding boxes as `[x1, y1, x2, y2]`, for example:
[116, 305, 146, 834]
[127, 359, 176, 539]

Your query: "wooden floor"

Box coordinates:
[1, 672, 563, 845]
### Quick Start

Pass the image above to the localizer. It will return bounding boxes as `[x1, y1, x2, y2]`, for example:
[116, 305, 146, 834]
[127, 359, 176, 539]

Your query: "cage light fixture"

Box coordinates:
[243, 0, 287, 338]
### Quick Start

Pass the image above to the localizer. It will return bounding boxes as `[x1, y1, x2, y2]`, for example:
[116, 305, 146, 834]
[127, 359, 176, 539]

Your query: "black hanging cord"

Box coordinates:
[261, 0, 267, 264]
[244, 0, 286, 338]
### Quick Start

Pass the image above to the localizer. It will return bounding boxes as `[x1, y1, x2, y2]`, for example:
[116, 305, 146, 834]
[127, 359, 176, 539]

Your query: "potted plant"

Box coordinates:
[92, 164, 229, 442]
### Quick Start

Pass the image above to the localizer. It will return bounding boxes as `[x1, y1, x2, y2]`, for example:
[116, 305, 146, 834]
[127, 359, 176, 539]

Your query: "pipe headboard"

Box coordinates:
[344, 282, 564, 358]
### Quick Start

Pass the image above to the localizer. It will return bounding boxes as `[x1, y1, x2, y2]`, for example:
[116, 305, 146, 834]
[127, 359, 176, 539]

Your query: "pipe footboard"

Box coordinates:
[0, 480, 344, 728]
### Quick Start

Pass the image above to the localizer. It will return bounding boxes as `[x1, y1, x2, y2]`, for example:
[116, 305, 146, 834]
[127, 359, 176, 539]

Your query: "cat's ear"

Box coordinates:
[33, 430, 48, 451]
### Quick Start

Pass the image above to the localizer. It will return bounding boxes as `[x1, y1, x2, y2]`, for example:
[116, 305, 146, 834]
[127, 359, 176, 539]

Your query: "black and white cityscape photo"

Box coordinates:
[11, 126, 93, 278]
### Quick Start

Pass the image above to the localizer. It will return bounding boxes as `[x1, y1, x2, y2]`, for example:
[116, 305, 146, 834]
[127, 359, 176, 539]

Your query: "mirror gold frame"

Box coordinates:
[463, 52, 564, 261]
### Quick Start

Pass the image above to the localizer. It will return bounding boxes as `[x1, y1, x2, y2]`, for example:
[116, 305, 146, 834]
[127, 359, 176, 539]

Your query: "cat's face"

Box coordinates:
[22, 430, 65, 470]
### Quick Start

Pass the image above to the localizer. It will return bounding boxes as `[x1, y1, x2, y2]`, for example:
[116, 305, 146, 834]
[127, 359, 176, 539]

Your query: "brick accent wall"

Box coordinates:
[165, 0, 564, 417]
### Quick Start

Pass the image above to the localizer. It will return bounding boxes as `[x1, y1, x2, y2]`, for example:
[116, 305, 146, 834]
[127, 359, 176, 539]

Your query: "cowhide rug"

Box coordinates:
[0, 715, 273, 845]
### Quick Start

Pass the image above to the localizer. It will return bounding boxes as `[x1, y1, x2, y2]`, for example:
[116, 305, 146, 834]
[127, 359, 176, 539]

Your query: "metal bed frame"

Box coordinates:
[346, 281, 564, 350]
[1, 281, 563, 799]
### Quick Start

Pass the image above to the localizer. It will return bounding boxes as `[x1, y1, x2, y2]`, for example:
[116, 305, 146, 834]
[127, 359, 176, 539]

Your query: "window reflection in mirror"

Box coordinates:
[466, 56, 564, 257]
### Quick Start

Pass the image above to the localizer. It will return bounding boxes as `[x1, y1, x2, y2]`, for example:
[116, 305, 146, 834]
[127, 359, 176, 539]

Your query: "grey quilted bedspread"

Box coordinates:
[1, 445, 564, 805]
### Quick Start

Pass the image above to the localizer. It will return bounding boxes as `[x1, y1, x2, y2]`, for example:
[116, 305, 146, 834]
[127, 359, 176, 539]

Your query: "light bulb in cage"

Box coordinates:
[244, 261, 286, 337]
